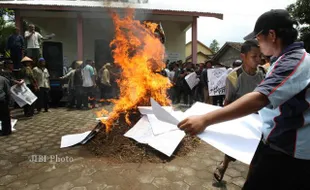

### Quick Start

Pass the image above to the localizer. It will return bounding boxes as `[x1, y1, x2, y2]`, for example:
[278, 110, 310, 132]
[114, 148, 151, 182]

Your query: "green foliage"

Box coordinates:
[209, 39, 220, 53]
[287, 0, 310, 51]
[0, 9, 15, 55]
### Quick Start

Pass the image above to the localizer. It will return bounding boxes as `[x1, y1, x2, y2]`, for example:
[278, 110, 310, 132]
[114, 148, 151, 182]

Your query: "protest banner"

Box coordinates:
[185, 72, 200, 90]
[207, 68, 227, 96]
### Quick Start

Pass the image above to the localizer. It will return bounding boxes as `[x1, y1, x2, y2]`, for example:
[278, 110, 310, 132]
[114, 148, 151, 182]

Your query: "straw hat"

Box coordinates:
[76, 60, 83, 66]
[105, 63, 111, 67]
[21, 56, 33, 63]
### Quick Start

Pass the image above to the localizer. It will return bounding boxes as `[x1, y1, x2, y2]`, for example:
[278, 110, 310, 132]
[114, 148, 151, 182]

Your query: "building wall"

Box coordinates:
[186, 42, 213, 57]
[185, 42, 213, 62]
[217, 48, 240, 67]
[187, 54, 208, 64]
[23, 17, 77, 66]
[22, 13, 187, 67]
[161, 21, 186, 62]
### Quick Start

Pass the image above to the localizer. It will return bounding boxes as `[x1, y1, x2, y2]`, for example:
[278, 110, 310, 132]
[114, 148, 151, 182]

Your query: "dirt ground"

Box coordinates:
[86, 113, 201, 163]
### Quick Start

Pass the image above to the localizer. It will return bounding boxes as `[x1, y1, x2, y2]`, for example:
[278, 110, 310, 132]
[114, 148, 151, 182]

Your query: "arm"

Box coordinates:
[39, 33, 52, 40]
[24, 31, 33, 39]
[60, 70, 73, 79]
[20, 36, 24, 49]
[204, 92, 268, 126]
[178, 92, 269, 135]
[223, 78, 236, 106]
[178, 54, 310, 135]
[3, 78, 11, 101]
[6, 36, 12, 50]
[103, 70, 111, 86]
[89, 66, 96, 86]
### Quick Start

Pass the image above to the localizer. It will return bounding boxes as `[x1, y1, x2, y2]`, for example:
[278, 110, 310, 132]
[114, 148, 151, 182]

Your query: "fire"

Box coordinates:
[97, 9, 172, 131]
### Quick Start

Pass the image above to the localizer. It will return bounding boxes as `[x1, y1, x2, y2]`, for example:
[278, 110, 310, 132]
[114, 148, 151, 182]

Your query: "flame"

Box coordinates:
[97, 9, 172, 131]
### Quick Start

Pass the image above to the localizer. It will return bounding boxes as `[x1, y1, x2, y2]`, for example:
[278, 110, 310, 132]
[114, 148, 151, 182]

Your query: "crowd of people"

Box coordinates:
[0, 23, 270, 137]
[1, 8, 309, 189]
[60, 60, 120, 109]
[162, 51, 269, 108]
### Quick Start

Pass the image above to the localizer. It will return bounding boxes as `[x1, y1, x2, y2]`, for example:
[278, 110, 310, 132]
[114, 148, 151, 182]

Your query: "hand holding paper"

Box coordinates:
[150, 99, 262, 165]
[178, 115, 209, 135]
[150, 98, 180, 125]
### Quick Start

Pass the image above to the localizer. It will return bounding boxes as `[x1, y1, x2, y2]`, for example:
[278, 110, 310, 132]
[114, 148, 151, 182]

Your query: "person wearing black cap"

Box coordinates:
[178, 9, 310, 189]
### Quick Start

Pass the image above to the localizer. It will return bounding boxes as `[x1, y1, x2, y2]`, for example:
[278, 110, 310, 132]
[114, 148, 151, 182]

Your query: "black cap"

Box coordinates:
[244, 9, 295, 40]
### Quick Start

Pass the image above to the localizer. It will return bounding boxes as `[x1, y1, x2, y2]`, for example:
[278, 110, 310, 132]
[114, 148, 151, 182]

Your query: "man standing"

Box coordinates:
[99, 63, 112, 105]
[7, 27, 24, 71]
[201, 61, 213, 104]
[82, 60, 96, 109]
[213, 40, 266, 182]
[24, 24, 52, 64]
[33, 58, 50, 112]
[0, 75, 12, 136]
[20, 56, 37, 117]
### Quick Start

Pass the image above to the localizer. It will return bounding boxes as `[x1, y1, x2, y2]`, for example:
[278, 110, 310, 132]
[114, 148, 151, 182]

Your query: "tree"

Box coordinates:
[287, 0, 310, 52]
[0, 9, 15, 56]
[209, 39, 220, 53]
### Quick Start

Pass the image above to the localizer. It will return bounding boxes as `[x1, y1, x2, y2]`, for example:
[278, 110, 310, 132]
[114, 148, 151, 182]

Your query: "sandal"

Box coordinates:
[213, 161, 227, 182]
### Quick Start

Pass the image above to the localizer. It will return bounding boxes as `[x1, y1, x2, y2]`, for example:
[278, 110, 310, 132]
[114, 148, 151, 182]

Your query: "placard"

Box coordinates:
[207, 68, 227, 96]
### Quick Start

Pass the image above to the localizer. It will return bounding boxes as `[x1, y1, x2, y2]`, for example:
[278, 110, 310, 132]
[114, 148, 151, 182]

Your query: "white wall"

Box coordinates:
[82, 18, 114, 61]
[161, 20, 186, 61]
[22, 11, 188, 66]
[23, 17, 77, 67]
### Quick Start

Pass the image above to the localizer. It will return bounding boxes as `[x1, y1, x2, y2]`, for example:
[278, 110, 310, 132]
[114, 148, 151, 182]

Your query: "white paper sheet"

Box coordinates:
[10, 83, 37, 107]
[11, 119, 17, 131]
[124, 116, 185, 157]
[138, 106, 173, 115]
[148, 130, 185, 157]
[150, 98, 180, 125]
[147, 114, 179, 135]
[185, 72, 200, 90]
[124, 116, 154, 144]
[95, 117, 108, 121]
[60, 131, 92, 148]
[185, 102, 262, 165]
[0, 119, 17, 132]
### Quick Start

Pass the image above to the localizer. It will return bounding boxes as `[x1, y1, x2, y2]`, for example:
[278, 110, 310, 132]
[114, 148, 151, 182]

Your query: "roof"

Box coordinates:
[226, 42, 243, 52]
[211, 41, 243, 62]
[185, 51, 213, 61]
[0, 0, 224, 18]
[186, 40, 214, 54]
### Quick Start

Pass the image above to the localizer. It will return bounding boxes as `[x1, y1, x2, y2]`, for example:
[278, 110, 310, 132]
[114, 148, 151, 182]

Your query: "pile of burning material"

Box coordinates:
[86, 10, 200, 163]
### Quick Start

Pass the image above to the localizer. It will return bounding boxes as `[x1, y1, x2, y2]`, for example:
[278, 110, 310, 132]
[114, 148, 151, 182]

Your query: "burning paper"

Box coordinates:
[60, 123, 102, 148]
[60, 131, 92, 148]
[124, 100, 187, 157]
[124, 115, 185, 157]
[138, 106, 173, 115]
[97, 10, 172, 131]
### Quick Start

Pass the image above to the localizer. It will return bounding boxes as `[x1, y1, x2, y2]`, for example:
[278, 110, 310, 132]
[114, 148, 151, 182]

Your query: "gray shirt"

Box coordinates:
[0, 76, 10, 102]
[225, 66, 265, 103]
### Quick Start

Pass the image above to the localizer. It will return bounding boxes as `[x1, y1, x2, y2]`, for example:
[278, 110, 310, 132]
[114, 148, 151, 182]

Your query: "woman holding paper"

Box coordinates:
[178, 9, 310, 190]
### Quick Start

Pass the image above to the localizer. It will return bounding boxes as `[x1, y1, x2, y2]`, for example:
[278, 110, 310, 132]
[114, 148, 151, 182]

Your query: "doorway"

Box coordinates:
[94, 39, 114, 70]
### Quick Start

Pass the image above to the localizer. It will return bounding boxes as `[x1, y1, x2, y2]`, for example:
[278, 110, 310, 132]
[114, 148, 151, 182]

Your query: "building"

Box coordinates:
[0, 0, 223, 70]
[211, 42, 242, 68]
[185, 40, 213, 63]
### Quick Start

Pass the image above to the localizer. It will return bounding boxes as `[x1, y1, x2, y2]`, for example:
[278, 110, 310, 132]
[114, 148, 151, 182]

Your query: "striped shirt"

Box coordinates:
[254, 42, 310, 160]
